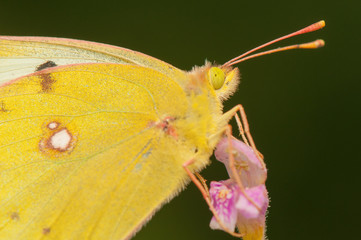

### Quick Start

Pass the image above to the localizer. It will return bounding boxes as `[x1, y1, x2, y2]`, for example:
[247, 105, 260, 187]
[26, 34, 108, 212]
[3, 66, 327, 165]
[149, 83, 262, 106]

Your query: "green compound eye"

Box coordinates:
[208, 67, 225, 90]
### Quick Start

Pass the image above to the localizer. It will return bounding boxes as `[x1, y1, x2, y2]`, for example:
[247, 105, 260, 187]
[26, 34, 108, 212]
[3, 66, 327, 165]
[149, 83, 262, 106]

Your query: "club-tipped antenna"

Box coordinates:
[223, 20, 325, 67]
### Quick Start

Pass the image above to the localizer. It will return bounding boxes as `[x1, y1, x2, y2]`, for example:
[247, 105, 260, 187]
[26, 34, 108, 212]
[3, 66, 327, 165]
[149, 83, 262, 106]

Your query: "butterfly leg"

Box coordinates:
[222, 104, 265, 169]
[224, 125, 262, 212]
[182, 159, 243, 238]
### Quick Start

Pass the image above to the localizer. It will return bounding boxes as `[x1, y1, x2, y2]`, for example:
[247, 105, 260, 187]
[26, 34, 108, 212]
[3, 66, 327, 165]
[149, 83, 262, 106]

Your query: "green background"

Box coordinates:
[1, 0, 359, 239]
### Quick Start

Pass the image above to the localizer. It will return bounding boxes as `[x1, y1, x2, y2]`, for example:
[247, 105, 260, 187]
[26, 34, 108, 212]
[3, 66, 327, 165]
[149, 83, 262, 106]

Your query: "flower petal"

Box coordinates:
[209, 181, 238, 231]
[236, 185, 269, 240]
[236, 185, 269, 219]
[215, 137, 267, 187]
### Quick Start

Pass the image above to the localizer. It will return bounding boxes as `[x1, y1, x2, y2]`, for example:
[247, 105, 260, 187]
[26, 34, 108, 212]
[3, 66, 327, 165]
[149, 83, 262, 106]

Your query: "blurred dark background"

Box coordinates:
[2, 0, 359, 239]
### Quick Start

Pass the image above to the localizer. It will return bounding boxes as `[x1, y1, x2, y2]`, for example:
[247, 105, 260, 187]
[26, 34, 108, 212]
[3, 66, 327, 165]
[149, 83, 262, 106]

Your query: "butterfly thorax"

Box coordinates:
[161, 63, 240, 173]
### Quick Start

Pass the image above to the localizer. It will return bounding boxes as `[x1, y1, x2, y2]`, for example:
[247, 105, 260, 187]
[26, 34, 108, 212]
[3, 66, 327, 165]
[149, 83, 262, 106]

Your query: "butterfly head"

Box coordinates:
[188, 63, 240, 102]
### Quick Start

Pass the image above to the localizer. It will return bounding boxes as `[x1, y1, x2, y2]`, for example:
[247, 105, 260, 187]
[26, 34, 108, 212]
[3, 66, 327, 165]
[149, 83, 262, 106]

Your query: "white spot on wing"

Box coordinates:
[48, 122, 58, 130]
[50, 129, 71, 151]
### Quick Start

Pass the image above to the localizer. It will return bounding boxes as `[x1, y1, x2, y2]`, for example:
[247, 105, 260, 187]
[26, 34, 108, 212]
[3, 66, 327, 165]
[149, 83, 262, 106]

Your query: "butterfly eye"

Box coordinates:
[208, 67, 225, 90]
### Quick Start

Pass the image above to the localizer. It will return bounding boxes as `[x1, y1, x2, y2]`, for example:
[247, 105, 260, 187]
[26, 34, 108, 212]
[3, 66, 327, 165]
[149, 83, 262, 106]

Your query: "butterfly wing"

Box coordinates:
[0, 36, 182, 84]
[0, 63, 201, 239]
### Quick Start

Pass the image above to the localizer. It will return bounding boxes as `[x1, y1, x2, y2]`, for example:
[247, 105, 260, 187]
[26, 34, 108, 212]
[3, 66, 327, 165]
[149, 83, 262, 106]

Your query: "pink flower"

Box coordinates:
[237, 184, 268, 219]
[210, 137, 269, 239]
[215, 137, 267, 187]
[236, 185, 269, 240]
[209, 181, 269, 238]
[209, 180, 238, 231]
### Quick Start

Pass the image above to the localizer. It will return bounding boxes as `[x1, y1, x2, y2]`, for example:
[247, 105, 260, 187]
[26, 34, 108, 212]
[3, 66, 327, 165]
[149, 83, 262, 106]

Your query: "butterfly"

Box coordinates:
[0, 21, 324, 239]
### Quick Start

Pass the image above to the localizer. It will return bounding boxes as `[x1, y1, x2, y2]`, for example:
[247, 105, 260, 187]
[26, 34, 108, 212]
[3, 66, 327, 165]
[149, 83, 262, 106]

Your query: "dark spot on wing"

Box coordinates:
[39, 73, 56, 92]
[43, 227, 51, 235]
[0, 101, 10, 113]
[10, 212, 19, 221]
[36, 61, 58, 92]
[36, 61, 57, 72]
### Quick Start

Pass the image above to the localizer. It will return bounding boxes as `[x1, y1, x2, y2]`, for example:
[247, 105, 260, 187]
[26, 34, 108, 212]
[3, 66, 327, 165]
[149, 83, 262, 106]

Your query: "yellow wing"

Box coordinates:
[0, 63, 219, 239]
[0, 36, 182, 84]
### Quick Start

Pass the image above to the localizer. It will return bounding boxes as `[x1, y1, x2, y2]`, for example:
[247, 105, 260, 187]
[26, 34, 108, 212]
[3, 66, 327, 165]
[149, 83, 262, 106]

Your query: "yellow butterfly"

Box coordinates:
[0, 21, 324, 240]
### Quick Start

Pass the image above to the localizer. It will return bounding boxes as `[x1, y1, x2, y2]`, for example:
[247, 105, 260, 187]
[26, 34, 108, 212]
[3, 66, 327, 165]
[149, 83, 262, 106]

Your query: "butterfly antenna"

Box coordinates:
[223, 20, 325, 67]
